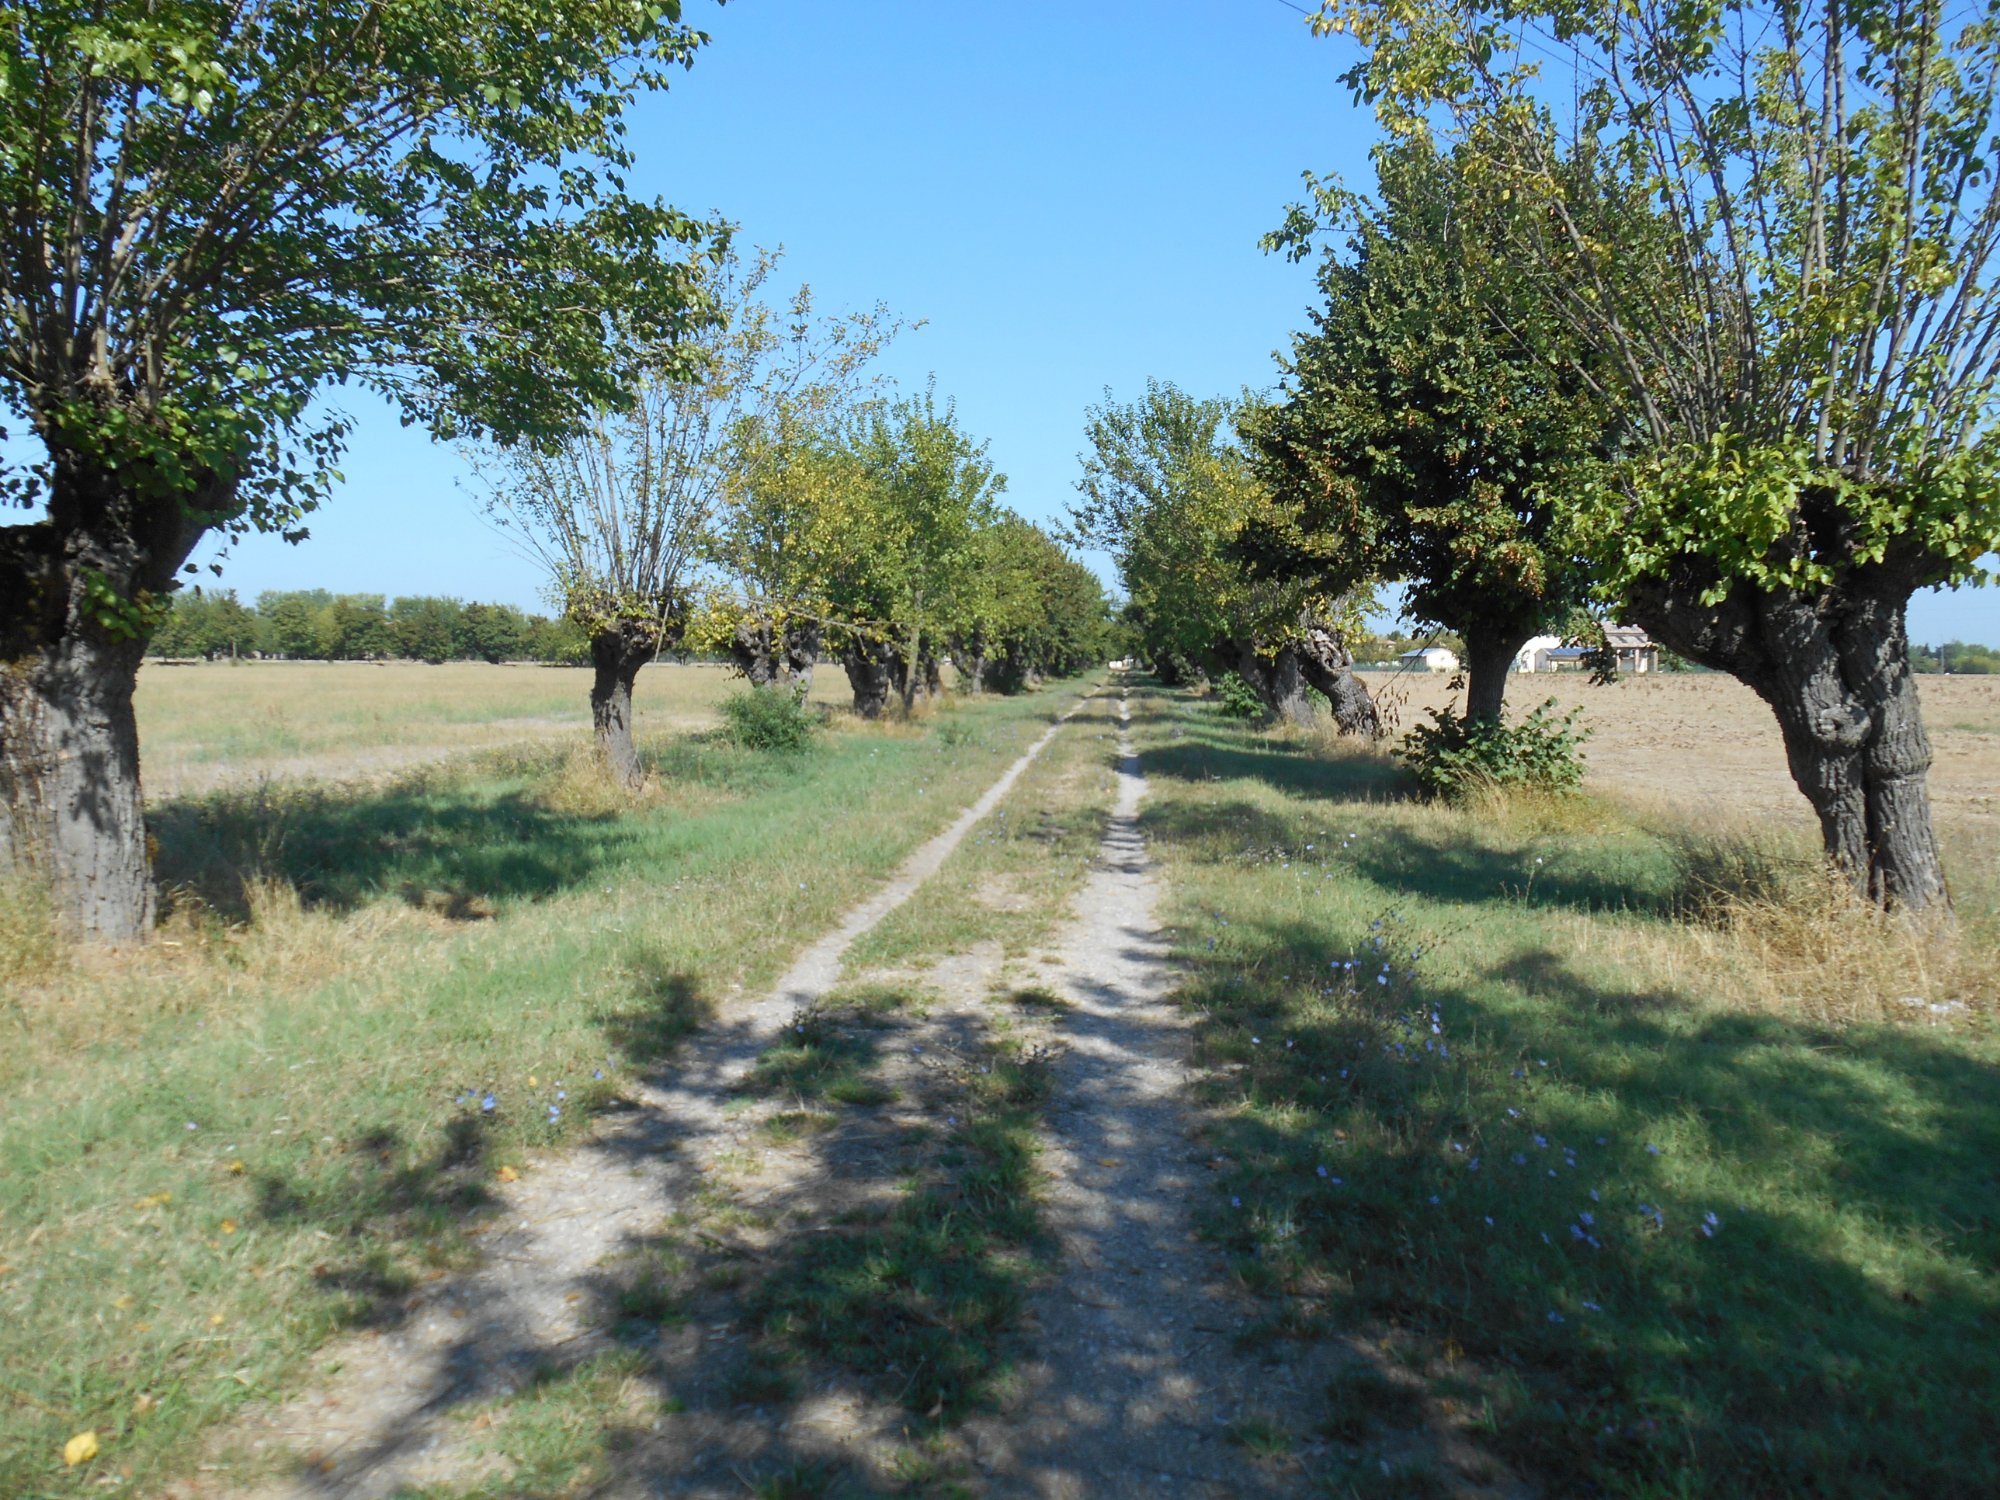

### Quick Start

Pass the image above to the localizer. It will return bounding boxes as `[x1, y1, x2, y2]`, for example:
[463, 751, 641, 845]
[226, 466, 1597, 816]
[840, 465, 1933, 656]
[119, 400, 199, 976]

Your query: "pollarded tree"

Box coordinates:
[953, 514, 1114, 691]
[1247, 136, 1614, 725]
[0, 0, 720, 939]
[841, 386, 1005, 715]
[1071, 381, 1380, 732]
[696, 264, 910, 697]
[1312, 0, 2000, 910]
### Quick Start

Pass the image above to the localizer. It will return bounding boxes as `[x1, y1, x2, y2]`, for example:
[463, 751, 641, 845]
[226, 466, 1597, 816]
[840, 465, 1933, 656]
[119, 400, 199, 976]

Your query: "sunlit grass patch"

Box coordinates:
[1132, 684, 2000, 1498]
[0, 678, 1100, 1497]
[841, 691, 1120, 972]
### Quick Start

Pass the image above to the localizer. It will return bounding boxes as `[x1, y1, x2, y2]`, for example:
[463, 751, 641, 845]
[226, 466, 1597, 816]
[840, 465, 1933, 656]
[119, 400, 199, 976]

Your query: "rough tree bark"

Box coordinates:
[1294, 613, 1382, 737]
[589, 625, 654, 789]
[1626, 549, 1947, 912]
[1462, 626, 1534, 727]
[730, 616, 821, 696]
[1, 449, 224, 942]
[781, 620, 822, 696]
[842, 636, 896, 719]
[1233, 639, 1315, 725]
[728, 616, 782, 687]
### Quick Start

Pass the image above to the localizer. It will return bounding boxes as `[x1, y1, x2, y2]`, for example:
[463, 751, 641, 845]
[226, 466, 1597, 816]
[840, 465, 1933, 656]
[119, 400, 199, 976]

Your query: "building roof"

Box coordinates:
[1604, 625, 1655, 650]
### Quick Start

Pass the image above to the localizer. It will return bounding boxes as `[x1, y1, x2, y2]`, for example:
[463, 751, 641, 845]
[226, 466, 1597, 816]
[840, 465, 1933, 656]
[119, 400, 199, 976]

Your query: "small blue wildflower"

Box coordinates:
[1646, 1143, 1662, 1156]
[1582, 1300, 1602, 1312]
[481, 1095, 497, 1113]
[1512, 1153, 1528, 1166]
[1428, 1195, 1440, 1205]
[1579, 1211, 1595, 1227]
[1231, 1196, 1242, 1208]
[1316, 1164, 1330, 1178]
[547, 1105, 561, 1121]
[592, 1069, 605, 1080]
[1534, 1134, 1548, 1149]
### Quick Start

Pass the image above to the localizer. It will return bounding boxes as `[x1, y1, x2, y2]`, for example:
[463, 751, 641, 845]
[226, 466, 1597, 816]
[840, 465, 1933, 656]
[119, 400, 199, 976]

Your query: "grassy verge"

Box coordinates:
[842, 689, 1121, 972]
[405, 985, 1064, 1500]
[1132, 683, 2000, 1498]
[0, 678, 1095, 1498]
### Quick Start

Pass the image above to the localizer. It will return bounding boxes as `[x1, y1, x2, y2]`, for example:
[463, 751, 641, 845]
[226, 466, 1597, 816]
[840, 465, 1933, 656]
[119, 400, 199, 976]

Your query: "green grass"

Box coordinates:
[1131, 684, 2000, 1499]
[839, 690, 1121, 972]
[739, 1026, 1057, 1421]
[0, 679, 1097, 1498]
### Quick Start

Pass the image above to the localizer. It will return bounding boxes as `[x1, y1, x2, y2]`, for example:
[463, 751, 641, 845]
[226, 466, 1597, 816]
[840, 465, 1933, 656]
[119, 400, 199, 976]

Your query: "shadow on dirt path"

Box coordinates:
[211, 697, 1100, 1500]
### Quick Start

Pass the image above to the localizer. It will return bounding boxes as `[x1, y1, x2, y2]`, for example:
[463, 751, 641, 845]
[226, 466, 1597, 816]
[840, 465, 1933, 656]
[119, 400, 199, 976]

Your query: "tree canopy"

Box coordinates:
[1, 0, 724, 938]
[1248, 135, 1614, 722]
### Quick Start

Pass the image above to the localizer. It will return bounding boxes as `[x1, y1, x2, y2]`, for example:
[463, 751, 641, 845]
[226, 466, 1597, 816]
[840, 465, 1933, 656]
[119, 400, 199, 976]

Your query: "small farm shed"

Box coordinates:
[1605, 624, 1659, 673]
[1398, 646, 1459, 672]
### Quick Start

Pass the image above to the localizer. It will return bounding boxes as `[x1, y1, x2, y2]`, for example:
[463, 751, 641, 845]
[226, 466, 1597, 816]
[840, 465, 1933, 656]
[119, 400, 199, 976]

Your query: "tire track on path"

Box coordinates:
[968, 686, 1327, 1499]
[217, 693, 1101, 1500]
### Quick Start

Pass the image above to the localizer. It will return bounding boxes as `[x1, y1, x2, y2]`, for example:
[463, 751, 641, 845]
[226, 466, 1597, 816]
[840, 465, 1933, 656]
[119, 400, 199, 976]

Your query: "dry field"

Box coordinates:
[1367, 667, 2000, 831]
[134, 659, 856, 799]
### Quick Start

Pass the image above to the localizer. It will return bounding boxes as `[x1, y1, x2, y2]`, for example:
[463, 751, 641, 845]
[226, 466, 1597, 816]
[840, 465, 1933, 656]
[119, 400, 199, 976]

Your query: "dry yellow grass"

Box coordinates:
[134, 659, 858, 798]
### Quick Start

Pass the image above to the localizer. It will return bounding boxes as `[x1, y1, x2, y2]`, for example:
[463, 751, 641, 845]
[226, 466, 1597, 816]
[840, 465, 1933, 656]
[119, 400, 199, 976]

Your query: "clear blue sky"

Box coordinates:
[199, 0, 2000, 646]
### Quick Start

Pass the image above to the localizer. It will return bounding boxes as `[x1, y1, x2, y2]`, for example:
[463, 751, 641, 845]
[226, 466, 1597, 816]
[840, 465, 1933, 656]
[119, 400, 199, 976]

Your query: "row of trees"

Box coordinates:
[0, 7, 1111, 940]
[1086, 0, 1999, 917]
[151, 589, 590, 665]
[1278, 0, 2000, 915]
[1092, 0, 2000, 914]
[483, 250, 1115, 789]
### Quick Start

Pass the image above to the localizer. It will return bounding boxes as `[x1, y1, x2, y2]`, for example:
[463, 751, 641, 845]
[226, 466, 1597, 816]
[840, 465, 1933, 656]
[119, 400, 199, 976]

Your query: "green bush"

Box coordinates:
[719, 687, 819, 752]
[1397, 698, 1589, 799]
[1212, 671, 1266, 720]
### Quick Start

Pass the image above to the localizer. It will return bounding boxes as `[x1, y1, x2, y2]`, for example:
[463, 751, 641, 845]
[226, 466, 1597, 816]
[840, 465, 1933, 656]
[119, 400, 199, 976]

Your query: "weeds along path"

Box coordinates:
[214, 693, 1101, 1500]
[966, 686, 1327, 1497]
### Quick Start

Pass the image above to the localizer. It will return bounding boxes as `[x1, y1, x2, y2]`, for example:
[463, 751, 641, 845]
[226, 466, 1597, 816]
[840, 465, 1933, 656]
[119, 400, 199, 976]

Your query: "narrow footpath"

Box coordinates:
[220, 695, 1100, 1500]
[966, 688, 1326, 1498]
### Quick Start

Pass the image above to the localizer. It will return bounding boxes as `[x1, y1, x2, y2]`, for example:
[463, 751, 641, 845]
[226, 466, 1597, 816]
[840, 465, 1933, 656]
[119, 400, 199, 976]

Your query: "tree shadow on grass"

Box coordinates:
[149, 779, 639, 921]
[1179, 898, 2000, 1496]
[1141, 726, 1407, 808]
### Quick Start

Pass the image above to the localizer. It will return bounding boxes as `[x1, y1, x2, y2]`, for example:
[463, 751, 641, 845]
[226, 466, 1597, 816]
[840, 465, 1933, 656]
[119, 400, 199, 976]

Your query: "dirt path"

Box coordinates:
[964, 689, 1329, 1498]
[214, 696, 1100, 1500]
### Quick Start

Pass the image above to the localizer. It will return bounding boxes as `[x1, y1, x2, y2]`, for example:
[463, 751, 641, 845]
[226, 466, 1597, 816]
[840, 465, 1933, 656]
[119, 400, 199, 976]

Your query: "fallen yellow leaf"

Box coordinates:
[209, 1314, 225, 1327]
[133, 1393, 156, 1415]
[63, 1431, 98, 1466]
[133, 1192, 171, 1211]
[495, 1165, 519, 1183]
[226, 1160, 246, 1175]
[528, 1075, 538, 1087]
[220, 1220, 238, 1234]
[112, 1295, 134, 1311]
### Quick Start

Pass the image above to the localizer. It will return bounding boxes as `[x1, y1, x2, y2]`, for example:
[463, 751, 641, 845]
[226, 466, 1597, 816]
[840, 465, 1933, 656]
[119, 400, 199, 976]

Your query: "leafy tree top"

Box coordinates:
[1248, 136, 1612, 644]
[1306, 0, 2000, 603]
[1, 0, 722, 543]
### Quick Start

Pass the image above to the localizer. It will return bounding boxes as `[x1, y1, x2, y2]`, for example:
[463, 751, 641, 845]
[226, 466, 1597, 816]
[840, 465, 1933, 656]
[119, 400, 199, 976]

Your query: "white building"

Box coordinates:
[1398, 646, 1459, 673]
[1514, 634, 1564, 673]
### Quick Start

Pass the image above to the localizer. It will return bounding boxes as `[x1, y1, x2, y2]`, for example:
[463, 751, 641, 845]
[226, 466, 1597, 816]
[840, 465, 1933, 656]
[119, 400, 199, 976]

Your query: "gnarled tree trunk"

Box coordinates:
[1235, 638, 1315, 725]
[1628, 556, 1947, 912]
[781, 619, 822, 697]
[842, 636, 896, 719]
[1, 450, 221, 943]
[728, 616, 781, 687]
[1294, 613, 1382, 737]
[589, 626, 653, 789]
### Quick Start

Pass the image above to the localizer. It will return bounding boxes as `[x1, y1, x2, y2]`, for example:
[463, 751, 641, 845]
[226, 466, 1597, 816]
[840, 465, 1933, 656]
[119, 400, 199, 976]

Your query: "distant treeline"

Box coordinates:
[1911, 641, 2000, 674]
[151, 589, 591, 665]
